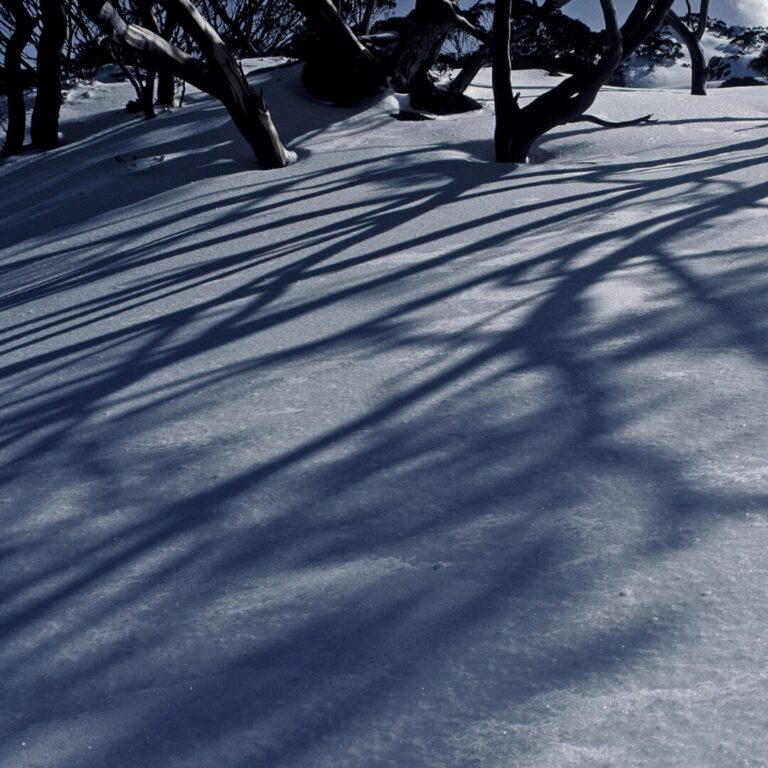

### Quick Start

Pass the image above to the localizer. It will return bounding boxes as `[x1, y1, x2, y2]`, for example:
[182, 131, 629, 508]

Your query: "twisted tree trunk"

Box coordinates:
[492, 0, 673, 162]
[293, 0, 483, 112]
[392, 0, 485, 113]
[79, 0, 291, 167]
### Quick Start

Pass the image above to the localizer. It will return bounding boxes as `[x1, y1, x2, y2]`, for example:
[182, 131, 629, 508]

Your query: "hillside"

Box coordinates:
[3, 64, 768, 767]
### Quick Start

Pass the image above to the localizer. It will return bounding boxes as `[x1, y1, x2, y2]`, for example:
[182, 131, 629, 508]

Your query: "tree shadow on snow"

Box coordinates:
[2, 90, 768, 767]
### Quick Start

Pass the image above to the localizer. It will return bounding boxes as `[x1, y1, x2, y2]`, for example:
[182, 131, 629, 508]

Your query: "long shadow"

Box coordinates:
[3, 71, 768, 767]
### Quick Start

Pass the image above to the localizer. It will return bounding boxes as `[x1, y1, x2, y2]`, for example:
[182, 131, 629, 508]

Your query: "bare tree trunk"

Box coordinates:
[158, 0, 290, 166]
[136, 0, 160, 117]
[157, 70, 176, 107]
[449, 45, 489, 94]
[666, 9, 706, 95]
[31, 0, 67, 148]
[1, 0, 36, 157]
[291, 0, 385, 104]
[206, 0, 258, 55]
[359, 0, 376, 35]
[449, 0, 570, 95]
[391, 0, 486, 112]
[493, 0, 623, 162]
[492, 0, 673, 163]
[294, 0, 482, 111]
[492, 0, 517, 160]
[390, 0, 457, 90]
[695, 0, 709, 40]
[79, 0, 291, 168]
[157, 12, 178, 107]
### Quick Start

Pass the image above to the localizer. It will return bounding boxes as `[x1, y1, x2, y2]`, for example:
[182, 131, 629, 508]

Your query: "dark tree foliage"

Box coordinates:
[510, 8, 603, 75]
[749, 47, 768, 77]
[729, 26, 768, 52]
[336, 0, 396, 34]
[635, 27, 684, 64]
[611, 25, 682, 85]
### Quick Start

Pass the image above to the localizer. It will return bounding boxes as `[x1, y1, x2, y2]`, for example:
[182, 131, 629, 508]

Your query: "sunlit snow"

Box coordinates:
[3, 61, 768, 767]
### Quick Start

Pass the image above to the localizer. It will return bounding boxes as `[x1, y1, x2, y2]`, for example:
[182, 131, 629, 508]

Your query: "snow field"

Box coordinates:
[2, 62, 768, 766]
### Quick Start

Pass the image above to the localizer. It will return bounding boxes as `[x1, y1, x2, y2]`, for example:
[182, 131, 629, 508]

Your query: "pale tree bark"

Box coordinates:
[157, 11, 178, 108]
[79, 0, 291, 168]
[492, 0, 674, 162]
[1, 0, 36, 157]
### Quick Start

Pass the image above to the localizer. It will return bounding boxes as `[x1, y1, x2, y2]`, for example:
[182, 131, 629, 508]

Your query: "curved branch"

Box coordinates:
[574, 112, 655, 127]
[79, 0, 215, 93]
[78, 0, 291, 168]
[666, 9, 707, 94]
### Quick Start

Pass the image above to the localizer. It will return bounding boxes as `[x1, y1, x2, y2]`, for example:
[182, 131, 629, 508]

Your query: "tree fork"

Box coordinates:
[666, 10, 707, 95]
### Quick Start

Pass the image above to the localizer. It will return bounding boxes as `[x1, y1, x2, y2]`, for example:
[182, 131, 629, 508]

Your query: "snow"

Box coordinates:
[3, 62, 768, 767]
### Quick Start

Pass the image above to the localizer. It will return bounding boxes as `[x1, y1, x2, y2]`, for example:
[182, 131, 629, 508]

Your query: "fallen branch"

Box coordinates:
[574, 113, 655, 127]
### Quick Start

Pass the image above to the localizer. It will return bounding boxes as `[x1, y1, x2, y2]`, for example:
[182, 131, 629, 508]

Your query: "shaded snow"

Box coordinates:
[3, 64, 768, 767]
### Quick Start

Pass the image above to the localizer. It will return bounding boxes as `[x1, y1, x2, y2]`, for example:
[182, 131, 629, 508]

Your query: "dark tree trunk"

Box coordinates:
[359, 0, 376, 35]
[493, 0, 673, 163]
[1, 0, 36, 157]
[694, 0, 709, 40]
[666, 10, 707, 95]
[292, 0, 386, 104]
[206, 0, 258, 55]
[294, 0, 482, 112]
[157, 13, 178, 107]
[157, 71, 176, 107]
[391, 0, 484, 112]
[390, 0, 457, 91]
[448, 45, 489, 94]
[449, 0, 569, 95]
[492, 0, 517, 160]
[137, 0, 160, 117]
[159, 0, 290, 167]
[31, 0, 67, 148]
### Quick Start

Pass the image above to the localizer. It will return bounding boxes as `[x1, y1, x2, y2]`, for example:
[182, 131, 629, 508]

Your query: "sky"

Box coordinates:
[568, 0, 768, 27]
[396, 0, 768, 28]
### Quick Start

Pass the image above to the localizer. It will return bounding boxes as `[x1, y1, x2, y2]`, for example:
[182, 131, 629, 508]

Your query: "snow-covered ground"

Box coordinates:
[626, 28, 768, 89]
[3, 64, 768, 767]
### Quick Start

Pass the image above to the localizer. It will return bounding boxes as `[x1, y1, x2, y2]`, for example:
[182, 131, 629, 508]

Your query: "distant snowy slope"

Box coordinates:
[3, 63, 768, 768]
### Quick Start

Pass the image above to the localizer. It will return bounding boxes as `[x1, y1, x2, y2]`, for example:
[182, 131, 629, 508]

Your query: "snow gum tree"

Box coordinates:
[492, 0, 674, 162]
[293, 0, 486, 113]
[79, 0, 292, 168]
